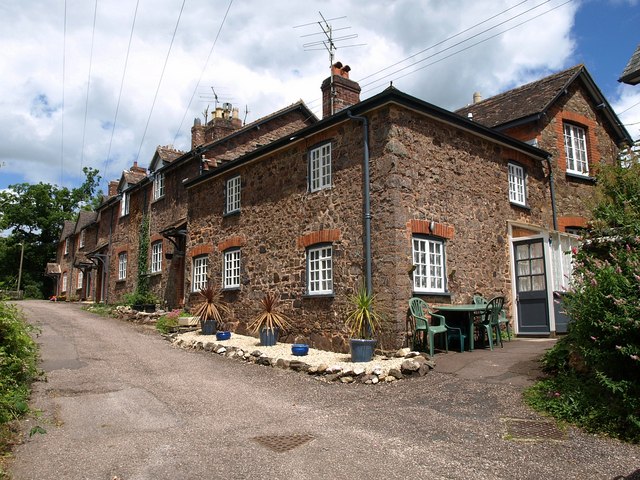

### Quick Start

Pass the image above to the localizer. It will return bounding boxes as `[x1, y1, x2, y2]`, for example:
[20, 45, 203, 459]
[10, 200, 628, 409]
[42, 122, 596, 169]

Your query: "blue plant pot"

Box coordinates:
[200, 319, 216, 335]
[259, 327, 279, 346]
[216, 331, 231, 341]
[350, 338, 376, 362]
[291, 344, 309, 356]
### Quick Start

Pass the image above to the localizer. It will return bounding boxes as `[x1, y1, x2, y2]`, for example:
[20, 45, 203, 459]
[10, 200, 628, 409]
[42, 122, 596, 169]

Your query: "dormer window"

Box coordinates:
[64, 238, 69, 255]
[153, 172, 165, 200]
[79, 229, 85, 249]
[120, 191, 130, 217]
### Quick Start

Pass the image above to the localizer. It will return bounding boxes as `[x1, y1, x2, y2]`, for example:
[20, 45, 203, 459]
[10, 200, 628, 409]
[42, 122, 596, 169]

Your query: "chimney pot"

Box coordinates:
[473, 92, 482, 104]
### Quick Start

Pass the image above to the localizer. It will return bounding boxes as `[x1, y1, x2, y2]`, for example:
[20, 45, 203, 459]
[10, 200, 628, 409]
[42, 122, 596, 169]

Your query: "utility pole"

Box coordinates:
[17, 242, 24, 298]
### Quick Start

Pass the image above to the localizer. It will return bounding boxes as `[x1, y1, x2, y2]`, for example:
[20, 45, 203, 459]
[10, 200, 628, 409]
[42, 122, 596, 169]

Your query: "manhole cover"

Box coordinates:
[253, 434, 315, 453]
[502, 418, 566, 442]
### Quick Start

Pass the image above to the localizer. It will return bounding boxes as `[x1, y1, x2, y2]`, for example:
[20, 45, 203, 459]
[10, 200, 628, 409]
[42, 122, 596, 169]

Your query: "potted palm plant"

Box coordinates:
[248, 292, 291, 346]
[346, 284, 383, 362]
[193, 282, 230, 335]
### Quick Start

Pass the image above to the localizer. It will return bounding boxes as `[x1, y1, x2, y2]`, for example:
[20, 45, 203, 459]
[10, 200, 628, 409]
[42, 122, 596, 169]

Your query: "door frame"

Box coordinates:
[508, 223, 555, 336]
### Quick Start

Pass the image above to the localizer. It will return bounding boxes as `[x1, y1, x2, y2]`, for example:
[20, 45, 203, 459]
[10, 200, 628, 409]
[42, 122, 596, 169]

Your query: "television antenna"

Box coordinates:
[295, 12, 365, 115]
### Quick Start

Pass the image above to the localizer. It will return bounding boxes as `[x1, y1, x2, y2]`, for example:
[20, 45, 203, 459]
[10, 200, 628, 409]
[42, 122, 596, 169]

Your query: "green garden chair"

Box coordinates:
[474, 294, 510, 342]
[408, 298, 466, 356]
[477, 296, 505, 350]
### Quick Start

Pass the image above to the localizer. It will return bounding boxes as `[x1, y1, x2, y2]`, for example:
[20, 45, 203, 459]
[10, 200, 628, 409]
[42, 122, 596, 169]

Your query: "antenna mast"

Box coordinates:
[295, 12, 364, 116]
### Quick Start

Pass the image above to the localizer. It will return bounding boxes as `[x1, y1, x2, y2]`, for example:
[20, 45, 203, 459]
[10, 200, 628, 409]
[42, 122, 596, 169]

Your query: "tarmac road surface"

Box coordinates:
[9, 300, 640, 479]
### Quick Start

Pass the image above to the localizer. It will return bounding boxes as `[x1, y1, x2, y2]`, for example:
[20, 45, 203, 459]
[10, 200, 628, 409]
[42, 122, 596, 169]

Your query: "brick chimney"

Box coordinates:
[108, 181, 119, 197]
[321, 62, 361, 118]
[130, 161, 146, 175]
[191, 104, 242, 149]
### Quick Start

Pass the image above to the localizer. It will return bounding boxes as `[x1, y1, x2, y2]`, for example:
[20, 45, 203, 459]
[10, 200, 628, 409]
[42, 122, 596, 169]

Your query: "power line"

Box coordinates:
[80, 0, 99, 172]
[360, 0, 560, 91]
[102, 0, 140, 186]
[60, 0, 67, 187]
[173, 0, 234, 146]
[135, 0, 186, 163]
[618, 99, 640, 115]
[357, 0, 530, 83]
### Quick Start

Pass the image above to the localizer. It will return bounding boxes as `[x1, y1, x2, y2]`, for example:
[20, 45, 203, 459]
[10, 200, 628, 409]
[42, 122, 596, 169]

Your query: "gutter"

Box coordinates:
[347, 110, 373, 297]
[546, 156, 558, 230]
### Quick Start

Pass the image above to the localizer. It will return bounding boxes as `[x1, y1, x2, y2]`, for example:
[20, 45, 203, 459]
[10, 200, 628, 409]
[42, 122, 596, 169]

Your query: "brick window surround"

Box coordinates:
[297, 229, 341, 249]
[217, 236, 246, 252]
[188, 244, 214, 258]
[408, 219, 454, 239]
[558, 216, 587, 233]
[555, 111, 600, 175]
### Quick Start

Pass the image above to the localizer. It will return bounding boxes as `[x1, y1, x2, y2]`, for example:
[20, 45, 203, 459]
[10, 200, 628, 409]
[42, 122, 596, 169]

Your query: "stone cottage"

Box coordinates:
[52, 62, 631, 352]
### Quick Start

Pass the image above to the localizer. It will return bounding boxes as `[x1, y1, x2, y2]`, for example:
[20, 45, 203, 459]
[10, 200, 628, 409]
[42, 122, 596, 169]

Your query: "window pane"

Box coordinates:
[519, 277, 531, 292]
[517, 260, 530, 276]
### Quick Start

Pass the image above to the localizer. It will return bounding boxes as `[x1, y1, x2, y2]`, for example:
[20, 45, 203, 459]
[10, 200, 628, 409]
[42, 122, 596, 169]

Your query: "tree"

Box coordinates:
[527, 146, 640, 442]
[0, 167, 102, 297]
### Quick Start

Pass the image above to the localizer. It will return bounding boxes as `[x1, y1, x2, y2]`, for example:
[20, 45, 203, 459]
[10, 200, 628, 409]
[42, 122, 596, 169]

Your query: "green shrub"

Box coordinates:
[526, 161, 640, 442]
[0, 301, 39, 424]
[156, 309, 181, 334]
[24, 285, 43, 300]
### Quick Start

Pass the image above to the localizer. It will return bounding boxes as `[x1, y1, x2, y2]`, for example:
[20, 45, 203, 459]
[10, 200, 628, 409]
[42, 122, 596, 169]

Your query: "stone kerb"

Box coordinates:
[168, 331, 435, 384]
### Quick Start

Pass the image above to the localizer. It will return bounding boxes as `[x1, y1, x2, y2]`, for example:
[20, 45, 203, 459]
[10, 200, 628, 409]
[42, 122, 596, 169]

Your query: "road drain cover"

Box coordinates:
[502, 418, 566, 441]
[253, 434, 314, 452]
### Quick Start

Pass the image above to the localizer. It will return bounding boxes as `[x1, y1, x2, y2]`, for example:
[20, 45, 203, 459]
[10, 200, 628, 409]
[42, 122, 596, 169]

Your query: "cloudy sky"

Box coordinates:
[1, 0, 639, 193]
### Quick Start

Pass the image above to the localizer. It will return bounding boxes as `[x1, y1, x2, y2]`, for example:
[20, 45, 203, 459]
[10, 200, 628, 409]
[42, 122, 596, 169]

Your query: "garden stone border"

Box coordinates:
[166, 333, 435, 384]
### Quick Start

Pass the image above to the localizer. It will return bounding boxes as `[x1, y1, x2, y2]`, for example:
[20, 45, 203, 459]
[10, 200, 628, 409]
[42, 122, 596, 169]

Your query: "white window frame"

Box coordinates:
[225, 175, 241, 214]
[412, 236, 446, 293]
[77, 270, 83, 289]
[64, 238, 69, 255]
[564, 123, 589, 176]
[508, 162, 526, 206]
[118, 252, 127, 280]
[223, 249, 241, 289]
[151, 241, 163, 274]
[79, 229, 85, 248]
[192, 255, 208, 292]
[62, 272, 68, 292]
[307, 245, 333, 295]
[120, 191, 130, 217]
[153, 172, 165, 200]
[309, 143, 332, 192]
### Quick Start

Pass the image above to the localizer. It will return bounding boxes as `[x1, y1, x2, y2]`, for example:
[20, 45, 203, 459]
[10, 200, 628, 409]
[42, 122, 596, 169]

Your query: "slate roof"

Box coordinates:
[455, 65, 583, 128]
[59, 220, 75, 241]
[202, 100, 317, 168]
[74, 210, 97, 234]
[122, 169, 147, 187]
[150, 145, 185, 171]
[46, 263, 61, 275]
[619, 44, 640, 85]
[455, 64, 632, 145]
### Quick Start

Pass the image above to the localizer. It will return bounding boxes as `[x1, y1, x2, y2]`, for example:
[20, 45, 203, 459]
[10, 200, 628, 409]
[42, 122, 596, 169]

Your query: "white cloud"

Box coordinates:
[0, 0, 634, 193]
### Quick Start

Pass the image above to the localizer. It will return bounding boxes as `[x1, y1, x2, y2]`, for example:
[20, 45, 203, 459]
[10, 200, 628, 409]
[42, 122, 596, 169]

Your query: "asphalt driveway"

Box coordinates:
[9, 301, 640, 479]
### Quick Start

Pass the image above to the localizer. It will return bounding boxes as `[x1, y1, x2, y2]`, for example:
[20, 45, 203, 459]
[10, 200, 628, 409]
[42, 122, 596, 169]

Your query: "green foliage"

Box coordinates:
[193, 283, 230, 326]
[156, 309, 182, 334]
[0, 301, 40, 424]
[122, 291, 160, 307]
[345, 284, 383, 340]
[136, 214, 151, 300]
[248, 292, 290, 334]
[83, 304, 114, 317]
[528, 161, 640, 442]
[0, 167, 102, 298]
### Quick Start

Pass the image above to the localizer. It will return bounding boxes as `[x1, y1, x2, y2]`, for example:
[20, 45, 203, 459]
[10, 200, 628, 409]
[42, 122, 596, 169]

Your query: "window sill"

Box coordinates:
[565, 172, 595, 183]
[510, 201, 531, 211]
[116, 279, 126, 284]
[222, 286, 241, 292]
[149, 271, 162, 277]
[302, 293, 335, 299]
[223, 210, 241, 218]
[411, 291, 452, 298]
[151, 196, 165, 204]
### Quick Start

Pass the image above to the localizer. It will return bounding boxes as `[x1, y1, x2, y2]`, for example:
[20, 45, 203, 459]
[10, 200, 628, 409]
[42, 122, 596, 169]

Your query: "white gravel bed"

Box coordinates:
[177, 330, 408, 375]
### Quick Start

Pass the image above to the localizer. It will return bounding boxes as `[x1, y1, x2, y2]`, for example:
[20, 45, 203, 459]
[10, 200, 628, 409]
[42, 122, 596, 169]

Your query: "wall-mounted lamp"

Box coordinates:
[429, 221, 436, 233]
